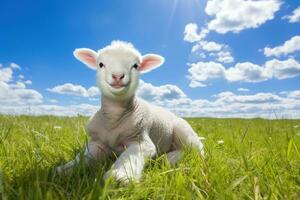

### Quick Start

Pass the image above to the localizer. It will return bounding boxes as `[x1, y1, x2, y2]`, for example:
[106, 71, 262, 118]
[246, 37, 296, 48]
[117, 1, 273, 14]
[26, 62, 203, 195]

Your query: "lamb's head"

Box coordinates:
[74, 41, 164, 100]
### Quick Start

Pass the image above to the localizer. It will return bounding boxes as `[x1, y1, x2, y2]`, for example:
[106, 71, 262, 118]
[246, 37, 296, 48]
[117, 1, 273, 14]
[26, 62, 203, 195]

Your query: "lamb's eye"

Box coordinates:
[132, 63, 139, 69]
[99, 62, 105, 68]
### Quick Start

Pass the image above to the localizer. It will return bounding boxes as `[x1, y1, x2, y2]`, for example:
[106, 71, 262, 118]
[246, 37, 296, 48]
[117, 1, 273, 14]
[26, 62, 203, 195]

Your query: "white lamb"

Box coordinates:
[56, 41, 204, 183]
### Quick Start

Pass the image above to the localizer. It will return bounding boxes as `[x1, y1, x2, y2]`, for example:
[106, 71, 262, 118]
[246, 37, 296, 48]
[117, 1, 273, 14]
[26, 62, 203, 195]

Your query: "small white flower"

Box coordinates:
[32, 129, 49, 141]
[293, 125, 299, 128]
[54, 125, 62, 130]
[217, 140, 224, 144]
[198, 136, 206, 140]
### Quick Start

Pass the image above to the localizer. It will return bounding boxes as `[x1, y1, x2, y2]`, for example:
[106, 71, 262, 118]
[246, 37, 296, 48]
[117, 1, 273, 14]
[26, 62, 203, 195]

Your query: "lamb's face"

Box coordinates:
[96, 49, 141, 99]
[74, 41, 164, 100]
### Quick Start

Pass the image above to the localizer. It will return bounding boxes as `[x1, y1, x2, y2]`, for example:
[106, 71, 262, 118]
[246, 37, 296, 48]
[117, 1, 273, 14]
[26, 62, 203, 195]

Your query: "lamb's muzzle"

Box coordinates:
[56, 40, 205, 183]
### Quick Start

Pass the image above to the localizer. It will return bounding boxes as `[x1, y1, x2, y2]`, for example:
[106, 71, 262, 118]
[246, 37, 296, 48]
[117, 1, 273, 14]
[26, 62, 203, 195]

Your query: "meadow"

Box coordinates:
[0, 115, 299, 199]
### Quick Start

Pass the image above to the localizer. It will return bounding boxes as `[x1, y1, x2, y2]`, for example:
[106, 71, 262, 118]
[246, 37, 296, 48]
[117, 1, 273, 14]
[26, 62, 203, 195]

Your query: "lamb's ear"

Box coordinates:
[139, 54, 165, 73]
[73, 48, 98, 70]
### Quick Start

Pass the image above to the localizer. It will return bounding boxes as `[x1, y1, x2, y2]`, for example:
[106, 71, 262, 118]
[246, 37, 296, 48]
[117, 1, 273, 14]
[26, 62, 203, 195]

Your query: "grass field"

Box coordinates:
[0, 115, 299, 199]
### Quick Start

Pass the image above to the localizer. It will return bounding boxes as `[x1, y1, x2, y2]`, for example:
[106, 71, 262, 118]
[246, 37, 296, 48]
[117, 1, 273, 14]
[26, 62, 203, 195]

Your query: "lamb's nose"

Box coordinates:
[112, 73, 125, 81]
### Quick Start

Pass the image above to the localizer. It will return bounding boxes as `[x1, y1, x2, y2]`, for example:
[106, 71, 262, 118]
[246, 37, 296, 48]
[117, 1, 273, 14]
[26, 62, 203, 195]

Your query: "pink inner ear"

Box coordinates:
[78, 51, 96, 64]
[140, 57, 161, 72]
[74, 49, 98, 68]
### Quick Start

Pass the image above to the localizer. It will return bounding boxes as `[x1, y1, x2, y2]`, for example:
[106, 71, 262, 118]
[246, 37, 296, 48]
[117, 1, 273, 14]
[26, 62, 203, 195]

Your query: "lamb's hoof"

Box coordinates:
[103, 170, 133, 185]
[55, 165, 72, 175]
[55, 166, 63, 175]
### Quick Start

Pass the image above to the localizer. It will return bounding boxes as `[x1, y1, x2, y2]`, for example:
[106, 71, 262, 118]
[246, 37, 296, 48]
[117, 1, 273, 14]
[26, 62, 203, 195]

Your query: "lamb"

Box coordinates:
[56, 41, 204, 183]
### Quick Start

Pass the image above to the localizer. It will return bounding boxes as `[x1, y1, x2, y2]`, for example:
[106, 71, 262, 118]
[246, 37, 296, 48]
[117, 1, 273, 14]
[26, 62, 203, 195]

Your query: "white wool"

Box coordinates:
[56, 41, 204, 183]
[98, 40, 142, 58]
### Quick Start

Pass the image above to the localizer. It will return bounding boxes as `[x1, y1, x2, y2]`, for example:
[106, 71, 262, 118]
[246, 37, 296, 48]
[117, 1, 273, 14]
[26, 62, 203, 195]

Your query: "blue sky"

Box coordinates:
[0, 0, 300, 118]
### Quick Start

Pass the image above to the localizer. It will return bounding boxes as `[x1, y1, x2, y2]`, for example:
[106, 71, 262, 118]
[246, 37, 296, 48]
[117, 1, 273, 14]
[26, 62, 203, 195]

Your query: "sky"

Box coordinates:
[0, 0, 300, 118]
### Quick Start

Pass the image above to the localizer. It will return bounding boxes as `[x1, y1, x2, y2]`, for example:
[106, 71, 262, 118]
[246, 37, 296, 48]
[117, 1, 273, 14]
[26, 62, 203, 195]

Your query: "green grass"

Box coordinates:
[0, 115, 299, 199]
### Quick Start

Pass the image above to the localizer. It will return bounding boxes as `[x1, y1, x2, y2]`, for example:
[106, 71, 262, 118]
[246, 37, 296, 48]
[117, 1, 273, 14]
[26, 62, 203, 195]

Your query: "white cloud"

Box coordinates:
[197, 52, 207, 59]
[48, 99, 58, 103]
[87, 87, 100, 97]
[187, 62, 225, 87]
[0, 64, 97, 116]
[184, 23, 208, 43]
[205, 91, 299, 118]
[191, 44, 202, 52]
[205, 0, 281, 34]
[187, 61, 262, 86]
[10, 63, 21, 70]
[0, 82, 43, 105]
[193, 42, 235, 63]
[201, 41, 223, 52]
[183, 21, 236, 64]
[287, 90, 300, 99]
[0, 64, 43, 106]
[88, 98, 99, 101]
[137, 80, 187, 102]
[225, 62, 270, 82]
[264, 35, 300, 57]
[47, 83, 100, 97]
[48, 83, 87, 96]
[10, 82, 26, 89]
[18, 75, 24, 79]
[264, 58, 300, 79]
[189, 80, 207, 88]
[24, 80, 32, 85]
[0, 67, 13, 82]
[237, 88, 249, 92]
[173, 90, 300, 119]
[215, 51, 234, 63]
[184, 27, 235, 63]
[187, 58, 300, 87]
[215, 91, 282, 103]
[0, 104, 99, 116]
[192, 41, 225, 53]
[283, 6, 300, 23]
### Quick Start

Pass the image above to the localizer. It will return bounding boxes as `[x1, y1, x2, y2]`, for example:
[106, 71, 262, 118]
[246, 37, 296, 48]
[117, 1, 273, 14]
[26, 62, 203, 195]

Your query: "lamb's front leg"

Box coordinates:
[56, 141, 108, 174]
[104, 133, 156, 183]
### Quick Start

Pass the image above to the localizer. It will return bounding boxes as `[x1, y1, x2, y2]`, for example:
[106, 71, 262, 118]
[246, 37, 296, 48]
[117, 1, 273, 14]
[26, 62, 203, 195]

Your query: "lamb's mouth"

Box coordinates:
[110, 84, 126, 89]
[108, 82, 130, 90]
